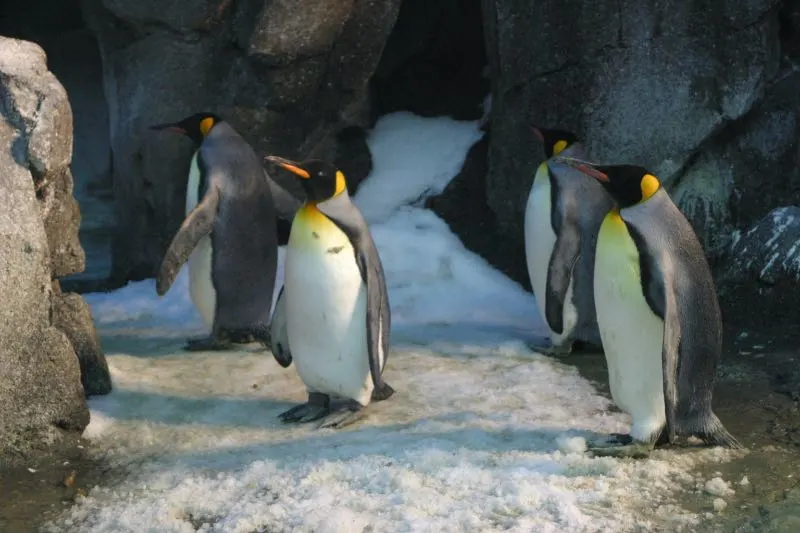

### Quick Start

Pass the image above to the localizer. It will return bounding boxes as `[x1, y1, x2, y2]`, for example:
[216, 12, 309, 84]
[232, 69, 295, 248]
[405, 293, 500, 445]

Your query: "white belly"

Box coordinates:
[186, 151, 216, 331]
[594, 211, 665, 442]
[284, 205, 374, 406]
[524, 163, 577, 344]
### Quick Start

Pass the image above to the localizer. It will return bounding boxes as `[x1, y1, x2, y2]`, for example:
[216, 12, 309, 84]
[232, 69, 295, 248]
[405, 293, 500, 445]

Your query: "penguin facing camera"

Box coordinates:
[555, 156, 742, 458]
[524, 127, 613, 356]
[265, 155, 394, 429]
[151, 113, 284, 353]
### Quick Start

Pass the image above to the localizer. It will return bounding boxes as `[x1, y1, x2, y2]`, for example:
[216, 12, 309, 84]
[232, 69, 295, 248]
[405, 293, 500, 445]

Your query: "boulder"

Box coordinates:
[82, 0, 402, 283]
[0, 37, 91, 460]
[718, 207, 800, 326]
[52, 284, 112, 396]
[480, 0, 787, 289]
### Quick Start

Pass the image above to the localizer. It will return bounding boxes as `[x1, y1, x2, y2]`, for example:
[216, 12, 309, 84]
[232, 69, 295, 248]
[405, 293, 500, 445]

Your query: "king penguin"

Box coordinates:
[555, 157, 742, 458]
[151, 112, 286, 352]
[264, 155, 395, 428]
[524, 127, 613, 356]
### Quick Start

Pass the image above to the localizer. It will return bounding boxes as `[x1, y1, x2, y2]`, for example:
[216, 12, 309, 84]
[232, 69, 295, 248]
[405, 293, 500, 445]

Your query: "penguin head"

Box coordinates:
[531, 126, 578, 158]
[265, 156, 347, 203]
[570, 162, 662, 208]
[150, 112, 222, 145]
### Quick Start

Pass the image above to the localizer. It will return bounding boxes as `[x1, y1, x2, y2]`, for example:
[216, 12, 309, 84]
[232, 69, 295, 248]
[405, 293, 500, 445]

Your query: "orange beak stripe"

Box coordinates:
[265, 156, 310, 179]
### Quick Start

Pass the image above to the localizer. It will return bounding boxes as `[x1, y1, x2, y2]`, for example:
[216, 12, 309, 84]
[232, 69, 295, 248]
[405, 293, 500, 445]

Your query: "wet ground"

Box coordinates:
[1, 323, 798, 533]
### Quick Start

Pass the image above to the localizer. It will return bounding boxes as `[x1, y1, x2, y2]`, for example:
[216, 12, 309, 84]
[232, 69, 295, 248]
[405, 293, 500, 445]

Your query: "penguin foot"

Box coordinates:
[527, 341, 573, 357]
[587, 434, 652, 459]
[183, 335, 233, 352]
[586, 442, 653, 459]
[317, 401, 366, 429]
[279, 393, 331, 423]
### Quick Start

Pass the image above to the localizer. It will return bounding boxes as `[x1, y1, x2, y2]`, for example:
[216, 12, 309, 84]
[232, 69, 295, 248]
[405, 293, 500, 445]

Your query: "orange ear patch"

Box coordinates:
[199, 117, 215, 136]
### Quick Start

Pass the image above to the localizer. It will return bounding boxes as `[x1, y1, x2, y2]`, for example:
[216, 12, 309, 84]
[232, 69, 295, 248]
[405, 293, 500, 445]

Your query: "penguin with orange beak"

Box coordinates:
[554, 157, 742, 457]
[265, 156, 394, 428]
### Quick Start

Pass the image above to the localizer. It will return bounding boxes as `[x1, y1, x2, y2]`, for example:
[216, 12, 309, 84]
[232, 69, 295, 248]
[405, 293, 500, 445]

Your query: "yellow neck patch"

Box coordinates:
[334, 170, 347, 197]
[199, 117, 215, 137]
[552, 140, 569, 156]
[640, 173, 660, 201]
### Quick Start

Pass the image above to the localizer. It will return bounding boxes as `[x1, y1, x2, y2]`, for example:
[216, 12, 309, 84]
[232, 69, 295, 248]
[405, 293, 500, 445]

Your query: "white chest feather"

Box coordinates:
[284, 204, 374, 405]
[524, 163, 576, 343]
[594, 211, 665, 442]
[186, 151, 216, 330]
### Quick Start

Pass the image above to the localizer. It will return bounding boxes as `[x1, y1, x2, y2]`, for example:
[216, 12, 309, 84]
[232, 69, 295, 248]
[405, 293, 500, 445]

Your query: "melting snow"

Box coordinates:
[45, 112, 736, 533]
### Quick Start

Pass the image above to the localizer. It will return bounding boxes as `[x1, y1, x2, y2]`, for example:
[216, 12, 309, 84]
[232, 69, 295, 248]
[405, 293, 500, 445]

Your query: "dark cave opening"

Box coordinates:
[371, 0, 489, 121]
[0, 0, 114, 290]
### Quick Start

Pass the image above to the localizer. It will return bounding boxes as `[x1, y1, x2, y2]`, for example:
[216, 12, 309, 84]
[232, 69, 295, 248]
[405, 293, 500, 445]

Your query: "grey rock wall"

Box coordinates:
[0, 36, 111, 461]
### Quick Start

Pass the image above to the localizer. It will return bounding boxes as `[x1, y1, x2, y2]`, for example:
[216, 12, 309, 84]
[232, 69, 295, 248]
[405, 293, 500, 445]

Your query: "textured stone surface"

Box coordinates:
[0, 35, 112, 461]
[0, 37, 89, 460]
[82, 0, 402, 282]
[718, 207, 800, 325]
[52, 285, 112, 397]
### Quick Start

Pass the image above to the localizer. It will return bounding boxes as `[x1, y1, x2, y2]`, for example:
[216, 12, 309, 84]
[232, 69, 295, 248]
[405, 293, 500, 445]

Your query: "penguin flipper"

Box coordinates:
[269, 285, 293, 368]
[545, 217, 581, 335]
[353, 236, 391, 393]
[156, 186, 220, 296]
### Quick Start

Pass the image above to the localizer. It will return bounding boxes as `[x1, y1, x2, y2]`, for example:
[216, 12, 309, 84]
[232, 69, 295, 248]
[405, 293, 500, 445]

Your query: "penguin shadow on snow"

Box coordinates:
[98, 331, 264, 357]
[157, 417, 608, 473]
[88, 388, 297, 428]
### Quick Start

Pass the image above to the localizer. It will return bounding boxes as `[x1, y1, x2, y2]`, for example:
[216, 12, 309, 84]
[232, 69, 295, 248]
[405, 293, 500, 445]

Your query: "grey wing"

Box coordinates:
[625, 223, 677, 443]
[269, 285, 292, 368]
[156, 185, 220, 296]
[353, 235, 391, 390]
[545, 172, 581, 334]
[321, 198, 392, 396]
[265, 170, 303, 221]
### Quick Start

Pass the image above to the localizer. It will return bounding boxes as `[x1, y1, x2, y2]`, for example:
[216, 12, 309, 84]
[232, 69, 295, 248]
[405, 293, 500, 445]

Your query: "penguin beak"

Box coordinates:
[530, 126, 544, 142]
[265, 156, 311, 179]
[150, 122, 186, 134]
[574, 164, 610, 183]
[553, 156, 610, 183]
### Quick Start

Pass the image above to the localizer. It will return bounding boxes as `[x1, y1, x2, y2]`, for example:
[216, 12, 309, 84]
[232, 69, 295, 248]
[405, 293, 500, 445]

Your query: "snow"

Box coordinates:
[45, 111, 737, 533]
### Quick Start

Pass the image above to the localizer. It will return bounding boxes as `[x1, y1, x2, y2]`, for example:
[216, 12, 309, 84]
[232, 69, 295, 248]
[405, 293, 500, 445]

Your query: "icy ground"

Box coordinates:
[45, 112, 736, 533]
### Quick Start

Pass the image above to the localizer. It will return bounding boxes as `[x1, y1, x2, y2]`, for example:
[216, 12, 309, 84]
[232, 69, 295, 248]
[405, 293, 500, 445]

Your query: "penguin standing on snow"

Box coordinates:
[265, 155, 394, 429]
[151, 113, 290, 352]
[524, 127, 613, 355]
[555, 157, 742, 458]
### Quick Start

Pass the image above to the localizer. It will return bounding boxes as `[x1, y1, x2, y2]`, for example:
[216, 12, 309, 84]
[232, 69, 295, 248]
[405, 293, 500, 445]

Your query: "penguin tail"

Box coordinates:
[371, 382, 395, 403]
[698, 414, 744, 450]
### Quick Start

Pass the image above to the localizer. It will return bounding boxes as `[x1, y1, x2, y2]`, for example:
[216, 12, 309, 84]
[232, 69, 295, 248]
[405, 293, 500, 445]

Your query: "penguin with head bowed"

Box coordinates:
[151, 112, 288, 353]
[554, 156, 742, 458]
[524, 126, 613, 356]
[264, 155, 394, 429]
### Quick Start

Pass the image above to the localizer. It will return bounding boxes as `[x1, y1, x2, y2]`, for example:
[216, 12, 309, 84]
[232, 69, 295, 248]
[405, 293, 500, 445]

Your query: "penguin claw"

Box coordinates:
[586, 433, 652, 459]
[586, 443, 652, 460]
[278, 403, 329, 423]
[317, 404, 366, 429]
[183, 336, 233, 352]
[526, 340, 573, 357]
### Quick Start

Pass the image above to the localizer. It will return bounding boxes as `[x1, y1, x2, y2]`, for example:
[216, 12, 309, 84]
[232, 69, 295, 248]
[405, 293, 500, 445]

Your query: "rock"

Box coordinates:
[82, 0, 402, 283]
[52, 284, 112, 397]
[0, 37, 89, 461]
[481, 0, 785, 288]
[732, 486, 800, 532]
[718, 207, 800, 326]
